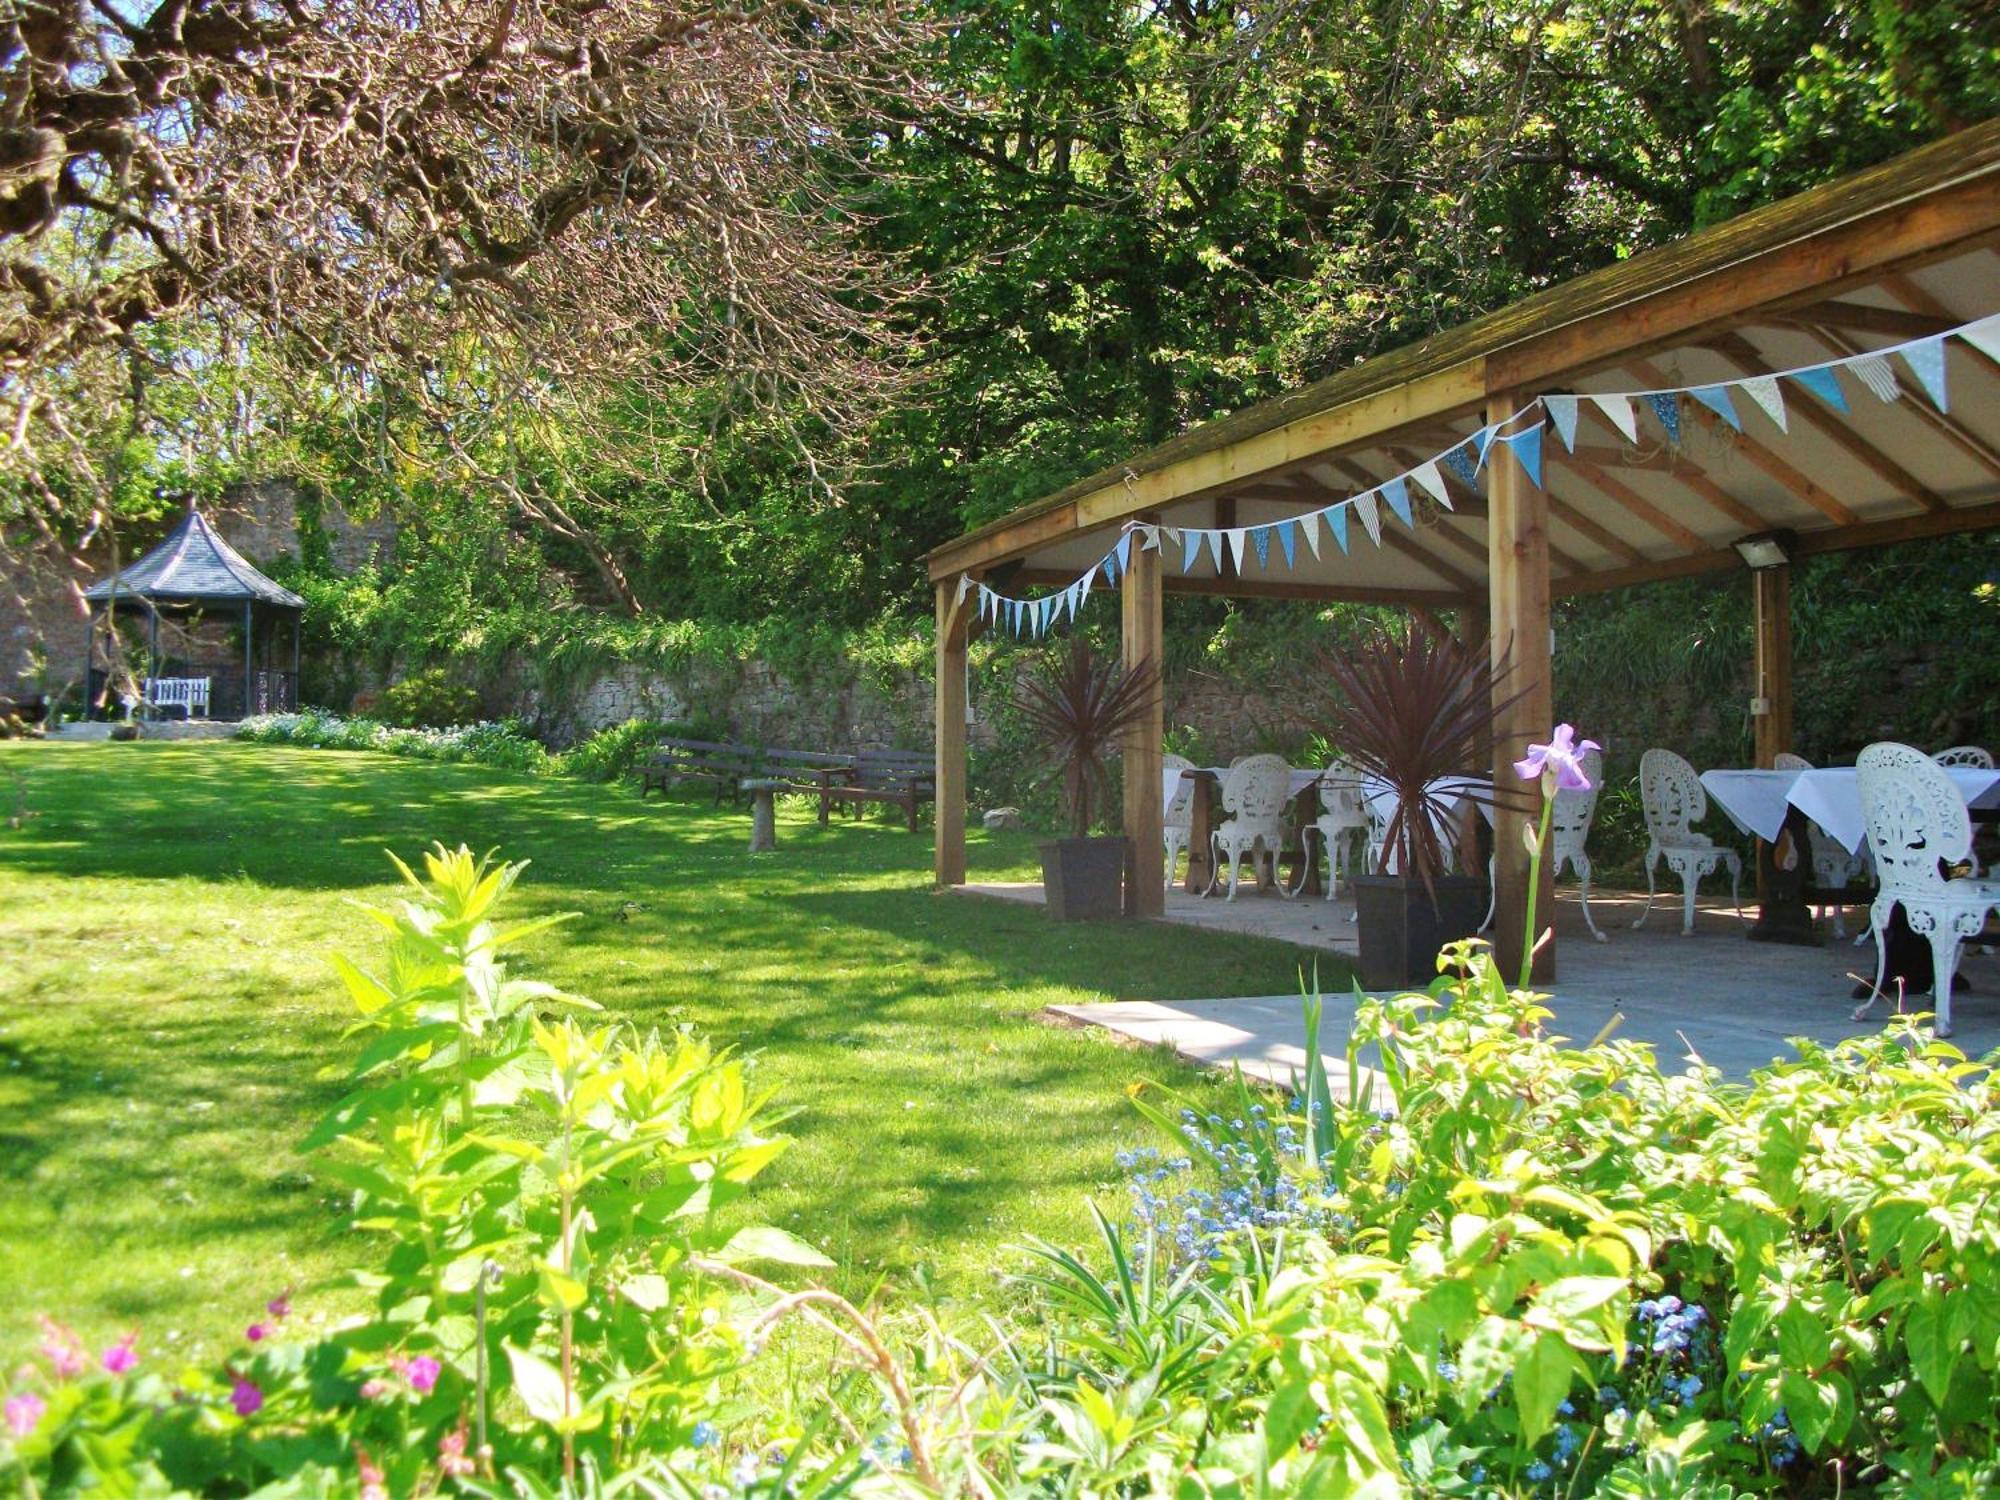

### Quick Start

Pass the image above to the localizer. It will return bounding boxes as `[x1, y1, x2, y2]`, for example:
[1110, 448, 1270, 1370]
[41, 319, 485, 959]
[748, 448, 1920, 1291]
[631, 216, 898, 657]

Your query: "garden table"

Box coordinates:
[1357, 775, 1494, 876]
[1163, 765, 1325, 896]
[1701, 764, 2000, 952]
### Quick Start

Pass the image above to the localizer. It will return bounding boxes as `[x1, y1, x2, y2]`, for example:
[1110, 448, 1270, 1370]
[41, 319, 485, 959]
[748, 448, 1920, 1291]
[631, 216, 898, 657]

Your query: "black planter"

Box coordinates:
[1352, 873, 1487, 990]
[1040, 836, 1131, 922]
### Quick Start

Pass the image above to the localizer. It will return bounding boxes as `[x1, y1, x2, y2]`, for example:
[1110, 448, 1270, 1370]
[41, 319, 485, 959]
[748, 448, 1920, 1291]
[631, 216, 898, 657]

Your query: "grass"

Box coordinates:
[0, 740, 1343, 1367]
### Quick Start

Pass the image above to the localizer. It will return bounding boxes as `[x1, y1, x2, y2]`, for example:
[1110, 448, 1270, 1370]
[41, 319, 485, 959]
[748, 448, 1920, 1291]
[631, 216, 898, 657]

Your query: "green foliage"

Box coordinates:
[379, 668, 485, 729]
[238, 711, 553, 775]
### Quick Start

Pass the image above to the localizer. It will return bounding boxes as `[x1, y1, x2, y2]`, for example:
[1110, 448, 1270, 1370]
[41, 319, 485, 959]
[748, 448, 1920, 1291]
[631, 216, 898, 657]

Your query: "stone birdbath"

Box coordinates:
[741, 778, 788, 853]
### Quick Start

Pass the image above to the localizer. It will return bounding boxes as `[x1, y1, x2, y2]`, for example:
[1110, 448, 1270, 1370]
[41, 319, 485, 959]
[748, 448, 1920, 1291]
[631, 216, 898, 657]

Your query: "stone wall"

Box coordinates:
[0, 480, 393, 702]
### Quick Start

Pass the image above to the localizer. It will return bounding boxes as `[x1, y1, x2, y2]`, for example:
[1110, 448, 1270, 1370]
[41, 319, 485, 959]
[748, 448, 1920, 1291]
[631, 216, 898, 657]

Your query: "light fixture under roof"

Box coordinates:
[1732, 529, 1797, 570]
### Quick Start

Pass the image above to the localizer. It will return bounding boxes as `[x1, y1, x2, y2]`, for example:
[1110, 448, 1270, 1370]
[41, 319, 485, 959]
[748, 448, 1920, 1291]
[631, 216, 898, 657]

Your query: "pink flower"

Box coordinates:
[5, 1391, 45, 1439]
[1514, 723, 1600, 792]
[396, 1354, 441, 1395]
[37, 1317, 87, 1380]
[438, 1422, 476, 1478]
[245, 1323, 270, 1343]
[356, 1445, 389, 1500]
[358, 1378, 390, 1401]
[265, 1293, 292, 1321]
[101, 1334, 139, 1375]
[229, 1377, 263, 1417]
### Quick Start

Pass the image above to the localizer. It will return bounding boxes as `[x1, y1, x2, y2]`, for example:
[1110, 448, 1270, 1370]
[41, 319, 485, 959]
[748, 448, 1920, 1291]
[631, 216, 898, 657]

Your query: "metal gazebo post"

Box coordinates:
[242, 600, 254, 718]
[291, 611, 302, 711]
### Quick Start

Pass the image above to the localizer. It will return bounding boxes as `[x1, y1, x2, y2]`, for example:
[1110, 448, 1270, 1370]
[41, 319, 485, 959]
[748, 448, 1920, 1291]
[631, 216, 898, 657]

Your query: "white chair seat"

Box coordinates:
[1207, 754, 1297, 902]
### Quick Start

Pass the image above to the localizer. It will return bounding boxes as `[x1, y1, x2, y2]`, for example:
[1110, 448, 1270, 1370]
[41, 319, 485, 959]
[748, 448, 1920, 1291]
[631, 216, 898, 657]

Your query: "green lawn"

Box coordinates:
[0, 740, 1340, 1367]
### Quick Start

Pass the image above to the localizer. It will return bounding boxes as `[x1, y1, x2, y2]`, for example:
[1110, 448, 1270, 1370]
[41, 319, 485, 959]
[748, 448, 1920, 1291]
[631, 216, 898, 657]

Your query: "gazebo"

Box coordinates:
[925, 120, 2000, 982]
[82, 503, 306, 721]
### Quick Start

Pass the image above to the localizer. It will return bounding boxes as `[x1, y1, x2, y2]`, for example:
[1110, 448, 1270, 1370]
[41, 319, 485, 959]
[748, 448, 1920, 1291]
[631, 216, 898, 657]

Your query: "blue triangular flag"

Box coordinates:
[1792, 365, 1848, 413]
[1251, 526, 1271, 569]
[1472, 425, 1497, 471]
[1325, 506, 1350, 554]
[1182, 528, 1202, 574]
[1503, 424, 1543, 488]
[1101, 554, 1117, 587]
[1382, 475, 1412, 528]
[1206, 530, 1226, 573]
[1114, 533, 1132, 575]
[1689, 385, 1741, 431]
[1644, 392, 1681, 444]
[1544, 394, 1579, 452]
[1276, 518, 1296, 568]
[1442, 444, 1477, 487]
[1901, 336, 1948, 412]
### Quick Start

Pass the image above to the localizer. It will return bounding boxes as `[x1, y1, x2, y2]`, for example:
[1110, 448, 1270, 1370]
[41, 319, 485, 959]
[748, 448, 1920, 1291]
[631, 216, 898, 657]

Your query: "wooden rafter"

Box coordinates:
[1708, 332, 1947, 512]
[1626, 357, 1860, 524]
[1777, 299, 1959, 340]
[1555, 450, 1708, 552]
[1880, 270, 2000, 380]
[1255, 472, 1484, 593]
[1801, 327, 2000, 477]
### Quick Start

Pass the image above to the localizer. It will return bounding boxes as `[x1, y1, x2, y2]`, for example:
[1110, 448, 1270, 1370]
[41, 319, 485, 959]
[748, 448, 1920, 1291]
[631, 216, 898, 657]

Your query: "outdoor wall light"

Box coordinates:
[1732, 529, 1797, 570]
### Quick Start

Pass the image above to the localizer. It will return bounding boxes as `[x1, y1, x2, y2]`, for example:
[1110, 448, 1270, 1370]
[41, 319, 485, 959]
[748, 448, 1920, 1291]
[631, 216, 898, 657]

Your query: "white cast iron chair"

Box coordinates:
[1208, 753, 1295, 902]
[1633, 747, 1743, 936]
[1161, 753, 1196, 891]
[1363, 782, 1462, 878]
[1772, 752, 1867, 938]
[1305, 762, 1370, 901]
[1482, 746, 1609, 942]
[1934, 745, 1995, 769]
[1853, 741, 2000, 1038]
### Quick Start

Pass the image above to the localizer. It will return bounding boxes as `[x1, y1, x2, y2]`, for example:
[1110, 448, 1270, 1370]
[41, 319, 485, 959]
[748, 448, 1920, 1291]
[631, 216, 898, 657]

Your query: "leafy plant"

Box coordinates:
[1312, 619, 1524, 891]
[381, 667, 484, 729]
[1013, 637, 1160, 838]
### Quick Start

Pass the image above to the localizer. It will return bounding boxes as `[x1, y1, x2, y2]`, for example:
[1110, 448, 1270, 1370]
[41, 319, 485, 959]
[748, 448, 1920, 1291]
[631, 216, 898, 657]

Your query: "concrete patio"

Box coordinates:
[962, 881, 2000, 1087]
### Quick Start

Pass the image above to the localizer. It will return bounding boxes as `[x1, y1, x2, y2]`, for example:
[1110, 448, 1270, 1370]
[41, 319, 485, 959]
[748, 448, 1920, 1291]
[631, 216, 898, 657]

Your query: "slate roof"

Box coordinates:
[83, 507, 307, 608]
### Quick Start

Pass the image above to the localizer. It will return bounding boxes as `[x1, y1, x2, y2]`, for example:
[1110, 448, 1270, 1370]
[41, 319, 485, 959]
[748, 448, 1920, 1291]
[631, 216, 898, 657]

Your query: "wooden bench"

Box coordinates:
[818, 749, 936, 831]
[638, 738, 759, 803]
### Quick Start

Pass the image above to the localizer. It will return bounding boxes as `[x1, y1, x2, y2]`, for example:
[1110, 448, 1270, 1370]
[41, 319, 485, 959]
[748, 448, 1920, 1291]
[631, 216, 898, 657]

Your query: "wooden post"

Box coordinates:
[1488, 394, 1556, 983]
[1751, 565, 1793, 768]
[1122, 528, 1165, 917]
[933, 579, 970, 887]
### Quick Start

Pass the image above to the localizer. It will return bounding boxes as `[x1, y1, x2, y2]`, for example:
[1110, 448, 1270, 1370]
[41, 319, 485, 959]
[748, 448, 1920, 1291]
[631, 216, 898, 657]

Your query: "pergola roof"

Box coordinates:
[927, 120, 2000, 606]
[83, 506, 306, 609]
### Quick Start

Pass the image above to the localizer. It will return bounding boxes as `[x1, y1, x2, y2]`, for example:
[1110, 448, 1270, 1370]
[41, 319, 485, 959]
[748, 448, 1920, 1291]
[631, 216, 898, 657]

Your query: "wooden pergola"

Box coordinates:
[926, 121, 2000, 979]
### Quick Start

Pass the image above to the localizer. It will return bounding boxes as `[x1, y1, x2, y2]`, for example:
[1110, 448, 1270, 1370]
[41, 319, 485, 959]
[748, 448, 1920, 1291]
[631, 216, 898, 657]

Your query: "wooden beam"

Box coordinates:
[1487, 390, 1555, 983]
[934, 581, 970, 887]
[1880, 271, 2000, 379]
[1752, 565, 1794, 768]
[1777, 299, 1959, 340]
[1710, 332, 1947, 512]
[1011, 567, 1468, 606]
[1802, 327, 2000, 477]
[1625, 358, 1860, 525]
[1121, 523, 1165, 917]
[1542, 487, 1646, 564]
[1215, 495, 1238, 580]
[1556, 452, 1709, 552]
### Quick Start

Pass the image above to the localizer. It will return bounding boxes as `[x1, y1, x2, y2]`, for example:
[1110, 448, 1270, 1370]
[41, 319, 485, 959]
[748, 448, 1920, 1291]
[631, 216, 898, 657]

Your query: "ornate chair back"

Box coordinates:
[1221, 754, 1291, 825]
[1859, 741, 1970, 900]
[1162, 753, 1195, 831]
[1934, 745, 1995, 769]
[1317, 761, 1366, 824]
[1772, 751, 1811, 772]
[1548, 749, 1605, 854]
[1638, 748, 1707, 844]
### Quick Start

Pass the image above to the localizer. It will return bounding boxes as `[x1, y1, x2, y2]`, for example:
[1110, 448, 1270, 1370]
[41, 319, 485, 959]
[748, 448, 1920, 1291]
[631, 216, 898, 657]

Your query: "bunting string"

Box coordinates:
[962, 312, 2000, 637]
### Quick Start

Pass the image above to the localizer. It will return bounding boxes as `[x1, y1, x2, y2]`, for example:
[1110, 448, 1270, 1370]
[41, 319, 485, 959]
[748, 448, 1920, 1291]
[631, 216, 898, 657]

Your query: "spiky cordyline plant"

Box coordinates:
[1015, 638, 1162, 839]
[1315, 620, 1527, 895]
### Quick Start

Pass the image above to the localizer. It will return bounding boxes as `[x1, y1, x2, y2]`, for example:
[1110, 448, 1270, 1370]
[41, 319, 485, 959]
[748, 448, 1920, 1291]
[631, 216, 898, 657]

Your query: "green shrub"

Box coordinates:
[8, 871, 1995, 1497]
[380, 667, 483, 729]
[238, 711, 551, 775]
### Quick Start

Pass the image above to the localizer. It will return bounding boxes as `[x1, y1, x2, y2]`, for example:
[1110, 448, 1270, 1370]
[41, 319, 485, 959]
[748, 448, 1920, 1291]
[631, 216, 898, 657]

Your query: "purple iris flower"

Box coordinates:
[5, 1391, 45, 1438]
[1514, 724, 1600, 791]
[229, 1377, 263, 1417]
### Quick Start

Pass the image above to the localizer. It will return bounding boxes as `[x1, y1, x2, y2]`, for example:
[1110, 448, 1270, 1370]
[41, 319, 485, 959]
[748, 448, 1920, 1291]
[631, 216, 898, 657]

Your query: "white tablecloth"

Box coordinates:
[1702, 765, 2000, 853]
[1360, 774, 1496, 827]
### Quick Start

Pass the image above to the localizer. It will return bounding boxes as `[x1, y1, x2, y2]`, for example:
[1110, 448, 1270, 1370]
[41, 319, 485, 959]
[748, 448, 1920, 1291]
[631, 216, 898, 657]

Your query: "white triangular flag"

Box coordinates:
[955, 573, 972, 605]
[1412, 460, 1451, 509]
[1589, 392, 1639, 444]
[1961, 312, 2000, 365]
[1137, 523, 1161, 551]
[1076, 568, 1093, 607]
[1848, 352, 1900, 402]
[1226, 527, 1248, 573]
[1353, 490, 1383, 546]
[1737, 374, 1787, 432]
[1300, 509, 1322, 559]
[1900, 337, 1948, 412]
[1544, 394, 1580, 453]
